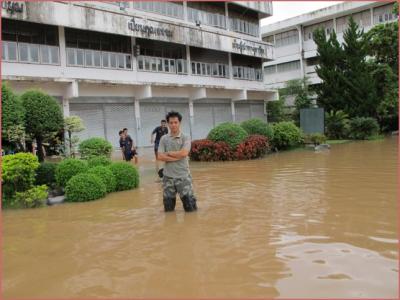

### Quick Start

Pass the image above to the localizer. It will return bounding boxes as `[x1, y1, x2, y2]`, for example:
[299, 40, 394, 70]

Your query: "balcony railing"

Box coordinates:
[137, 55, 188, 74]
[188, 6, 226, 29]
[191, 60, 229, 78]
[229, 18, 259, 37]
[2, 41, 60, 65]
[66, 48, 132, 70]
[233, 66, 263, 81]
[132, 1, 184, 20]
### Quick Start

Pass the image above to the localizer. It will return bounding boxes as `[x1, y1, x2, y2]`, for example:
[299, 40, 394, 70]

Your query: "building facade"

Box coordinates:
[2, 1, 277, 149]
[261, 1, 396, 102]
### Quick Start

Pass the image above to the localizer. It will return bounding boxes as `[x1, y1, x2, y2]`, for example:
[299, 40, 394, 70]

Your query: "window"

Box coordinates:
[277, 60, 300, 73]
[275, 30, 299, 47]
[133, 2, 184, 20]
[2, 41, 18, 62]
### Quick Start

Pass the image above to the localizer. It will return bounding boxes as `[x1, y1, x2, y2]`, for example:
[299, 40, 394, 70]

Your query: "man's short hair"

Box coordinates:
[161, 120, 167, 123]
[118, 130, 123, 135]
[166, 111, 182, 122]
[123, 128, 128, 132]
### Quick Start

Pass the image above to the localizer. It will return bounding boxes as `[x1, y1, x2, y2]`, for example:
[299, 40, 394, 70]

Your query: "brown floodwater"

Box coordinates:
[3, 137, 398, 298]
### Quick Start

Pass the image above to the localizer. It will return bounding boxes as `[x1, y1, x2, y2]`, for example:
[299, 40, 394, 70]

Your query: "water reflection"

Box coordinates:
[3, 137, 398, 298]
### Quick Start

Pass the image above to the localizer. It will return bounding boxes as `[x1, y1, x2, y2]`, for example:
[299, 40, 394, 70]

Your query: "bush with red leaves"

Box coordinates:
[235, 135, 269, 160]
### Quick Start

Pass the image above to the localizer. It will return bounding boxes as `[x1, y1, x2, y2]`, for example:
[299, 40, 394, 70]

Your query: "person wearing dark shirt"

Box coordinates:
[151, 120, 168, 159]
[119, 130, 125, 160]
[122, 128, 138, 164]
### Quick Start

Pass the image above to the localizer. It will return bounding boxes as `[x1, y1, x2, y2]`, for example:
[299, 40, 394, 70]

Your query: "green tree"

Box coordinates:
[20, 90, 64, 162]
[64, 116, 85, 157]
[1, 84, 25, 151]
[266, 96, 287, 123]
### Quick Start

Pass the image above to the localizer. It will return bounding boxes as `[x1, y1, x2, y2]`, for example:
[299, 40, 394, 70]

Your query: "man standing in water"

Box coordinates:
[157, 111, 197, 212]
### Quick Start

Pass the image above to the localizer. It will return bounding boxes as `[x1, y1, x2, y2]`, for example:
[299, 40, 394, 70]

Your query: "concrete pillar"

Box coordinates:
[189, 99, 194, 139]
[131, 37, 137, 71]
[183, 0, 188, 22]
[228, 52, 233, 79]
[62, 97, 70, 117]
[370, 7, 374, 26]
[333, 17, 337, 33]
[58, 26, 66, 68]
[231, 100, 236, 122]
[186, 44, 191, 75]
[225, 2, 229, 30]
[297, 25, 305, 78]
[134, 99, 141, 147]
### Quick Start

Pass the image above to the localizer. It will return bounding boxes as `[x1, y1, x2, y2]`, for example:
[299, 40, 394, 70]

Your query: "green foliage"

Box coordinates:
[304, 133, 327, 146]
[108, 162, 140, 191]
[65, 173, 106, 202]
[87, 166, 116, 193]
[35, 162, 58, 189]
[14, 185, 48, 208]
[2, 153, 40, 199]
[55, 158, 88, 187]
[266, 97, 288, 123]
[325, 110, 350, 139]
[348, 117, 379, 140]
[79, 137, 113, 159]
[64, 116, 85, 158]
[2, 84, 25, 150]
[207, 122, 248, 149]
[271, 122, 303, 150]
[87, 156, 112, 168]
[20, 89, 63, 161]
[241, 118, 274, 140]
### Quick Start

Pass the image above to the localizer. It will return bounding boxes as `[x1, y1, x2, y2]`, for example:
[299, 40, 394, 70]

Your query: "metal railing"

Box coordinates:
[2, 41, 60, 65]
[66, 48, 132, 70]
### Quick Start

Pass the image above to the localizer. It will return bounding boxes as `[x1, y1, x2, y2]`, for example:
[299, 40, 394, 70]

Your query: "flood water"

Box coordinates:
[3, 137, 398, 298]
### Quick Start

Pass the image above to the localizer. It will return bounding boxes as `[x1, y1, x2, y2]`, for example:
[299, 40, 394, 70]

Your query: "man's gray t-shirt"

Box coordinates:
[159, 132, 191, 178]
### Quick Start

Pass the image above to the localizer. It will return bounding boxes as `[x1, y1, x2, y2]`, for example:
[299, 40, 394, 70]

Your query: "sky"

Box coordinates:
[260, 1, 343, 26]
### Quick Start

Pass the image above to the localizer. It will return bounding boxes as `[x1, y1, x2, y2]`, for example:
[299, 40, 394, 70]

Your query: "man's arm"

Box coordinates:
[167, 135, 191, 159]
[150, 128, 157, 144]
[156, 136, 179, 162]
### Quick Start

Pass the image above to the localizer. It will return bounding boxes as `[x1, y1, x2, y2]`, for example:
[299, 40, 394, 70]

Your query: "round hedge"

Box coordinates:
[87, 166, 116, 193]
[241, 118, 274, 140]
[55, 158, 88, 187]
[65, 173, 106, 202]
[87, 156, 112, 168]
[207, 122, 248, 149]
[35, 162, 58, 188]
[271, 121, 303, 150]
[79, 137, 113, 159]
[108, 162, 139, 191]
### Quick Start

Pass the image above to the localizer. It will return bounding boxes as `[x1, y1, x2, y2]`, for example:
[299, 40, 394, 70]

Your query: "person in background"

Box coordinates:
[119, 130, 125, 160]
[151, 120, 168, 159]
[122, 128, 138, 164]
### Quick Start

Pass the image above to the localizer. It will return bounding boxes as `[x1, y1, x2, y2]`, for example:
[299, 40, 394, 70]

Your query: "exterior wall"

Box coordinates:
[261, 1, 396, 89]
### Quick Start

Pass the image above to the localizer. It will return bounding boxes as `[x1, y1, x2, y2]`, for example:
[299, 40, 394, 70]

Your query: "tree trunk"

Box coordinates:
[68, 131, 73, 158]
[36, 136, 45, 162]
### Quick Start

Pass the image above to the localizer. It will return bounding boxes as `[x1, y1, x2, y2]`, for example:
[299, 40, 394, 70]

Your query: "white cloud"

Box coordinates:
[261, 1, 343, 26]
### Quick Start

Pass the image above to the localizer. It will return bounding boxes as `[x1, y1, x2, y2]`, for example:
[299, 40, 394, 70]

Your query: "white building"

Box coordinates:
[2, 1, 277, 149]
[261, 1, 396, 96]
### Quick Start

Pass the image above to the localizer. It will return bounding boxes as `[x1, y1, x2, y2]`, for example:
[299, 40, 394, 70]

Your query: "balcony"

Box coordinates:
[233, 66, 263, 81]
[187, 6, 226, 29]
[137, 55, 188, 74]
[66, 48, 132, 70]
[191, 61, 229, 79]
[2, 41, 60, 65]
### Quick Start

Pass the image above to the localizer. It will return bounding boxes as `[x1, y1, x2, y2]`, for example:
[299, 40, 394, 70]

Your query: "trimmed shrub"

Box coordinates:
[272, 121, 303, 150]
[65, 173, 106, 202]
[79, 137, 113, 159]
[55, 158, 88, 187]
[2, 153, 40, 199]
[325, 110, 350, 139]
[87, 156, 112, 168]
[14, 185, 48, 208]
[87, 166, 116, 193]
[241, 118, 274, 140]
[348, 117, 380, 140]
[235, 135, 269, 160]
[304, 133, 327, 145]
[190, 139, 233, 161]
[35, 162, 58, 188]
[109, 162, 140, 191]
[207, 122, 248, 149]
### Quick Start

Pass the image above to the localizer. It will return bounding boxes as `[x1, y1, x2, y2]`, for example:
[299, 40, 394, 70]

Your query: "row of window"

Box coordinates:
[233, 66, 263, 81]
[66, 48, 132, 70]
[137, 55, 188, 74]
[264, 60, 301, 75]
[229, 18, 259, 37]
[132, 1, 184, 20]
[2, 41, 59, 65]
[274, 30, 299, 48]
[191, 61, 230, 78]
[187, 6, 226, 29]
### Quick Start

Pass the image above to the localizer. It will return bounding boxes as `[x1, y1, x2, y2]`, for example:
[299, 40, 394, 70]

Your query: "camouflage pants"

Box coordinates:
[162, 175, 197, 212]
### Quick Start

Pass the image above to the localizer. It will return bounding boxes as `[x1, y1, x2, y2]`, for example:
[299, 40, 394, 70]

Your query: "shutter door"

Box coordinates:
[70, 104, 105, 141]
[193, 103, 214, 140]
[213, 103, 232, 126]
[164, 103, 190, 136]
[140, 102, 166, 147]
[250, 103, 267, 121]
[234, 103, 251, 123]
[104, 104, 136, 148]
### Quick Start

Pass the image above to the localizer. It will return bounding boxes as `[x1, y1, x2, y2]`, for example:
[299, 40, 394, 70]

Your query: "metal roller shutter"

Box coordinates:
[213, 103, 232, 126]
[140, 102, 166, 147]
[104, 104, 136, 148]
[250, 103, 267, 121]
[70, 103, 105, 142]
[193, 103, 214, 140]
[234, 102, 251, 123]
